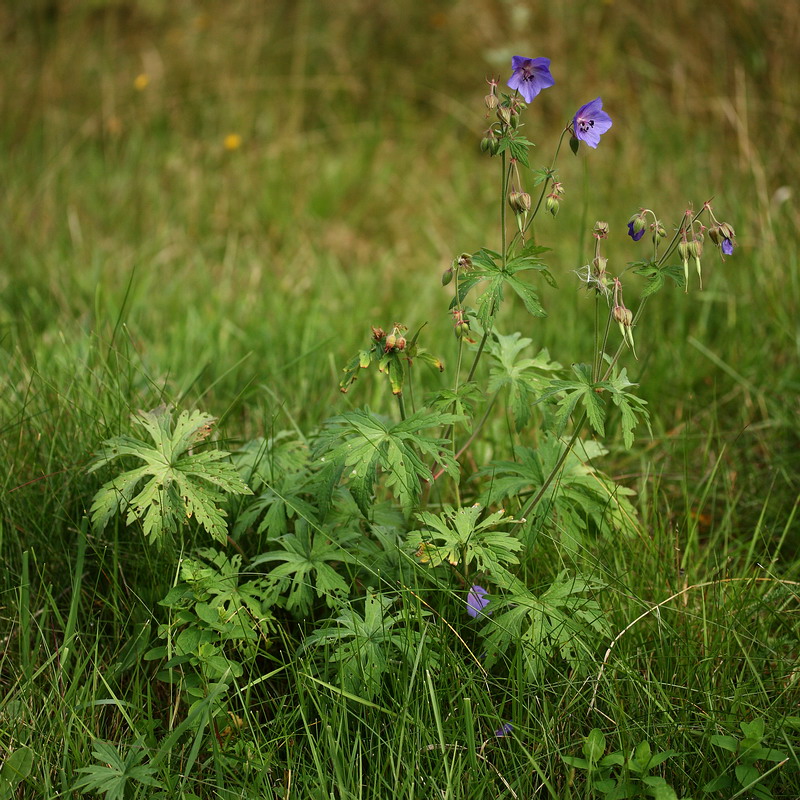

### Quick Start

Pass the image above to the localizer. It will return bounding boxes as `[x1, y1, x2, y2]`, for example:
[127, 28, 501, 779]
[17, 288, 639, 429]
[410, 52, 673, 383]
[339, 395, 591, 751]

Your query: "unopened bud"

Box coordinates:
[441, 267, 453, 286]
[708, 225, 721, 245]
[593, 256, 607, 279]
[384, 333, 397, 351]
[613, 305, 630, 325]
[546, 193, 560, 216]
[396, 336, 407, 351]
[508, 191, 531, 214]
[655, 224, 666, 240]
[678, 241, 690, 292]
[454, 320, 470, 339]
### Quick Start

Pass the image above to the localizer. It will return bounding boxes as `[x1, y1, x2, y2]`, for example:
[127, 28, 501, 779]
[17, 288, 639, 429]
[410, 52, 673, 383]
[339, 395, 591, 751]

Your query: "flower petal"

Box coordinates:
[507, 56, 554, 103]
[466, 585, 490, 618]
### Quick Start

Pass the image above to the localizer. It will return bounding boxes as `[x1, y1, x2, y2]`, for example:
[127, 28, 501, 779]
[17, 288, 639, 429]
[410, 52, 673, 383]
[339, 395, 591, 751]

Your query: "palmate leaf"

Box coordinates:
[477, 434, 640, 546]
[487, 332, 561, 430]
[631, 259, 686, 296]
[88, 406, 252, 546]
[480, 571, 609, 679]
[250, 521, 358, 615]
[406, 503, 522, 583]
[72, 740, 162, 800]
[315, 408, 462, 517]
[539, 363, 608, 437]
[232, 435, 320, 538]
[302, 592, 429, 700]
[453, 245, 552, 330]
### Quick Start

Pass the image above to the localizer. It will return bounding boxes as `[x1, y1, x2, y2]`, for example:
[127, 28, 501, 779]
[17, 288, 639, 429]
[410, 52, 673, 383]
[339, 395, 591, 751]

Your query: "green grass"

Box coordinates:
[1, 1, 799, 798]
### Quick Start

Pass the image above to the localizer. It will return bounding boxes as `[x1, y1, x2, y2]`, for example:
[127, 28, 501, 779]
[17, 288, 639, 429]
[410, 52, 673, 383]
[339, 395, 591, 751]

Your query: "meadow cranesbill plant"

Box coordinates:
[89, 55, 739, 720]
[322, 55, 739, 683]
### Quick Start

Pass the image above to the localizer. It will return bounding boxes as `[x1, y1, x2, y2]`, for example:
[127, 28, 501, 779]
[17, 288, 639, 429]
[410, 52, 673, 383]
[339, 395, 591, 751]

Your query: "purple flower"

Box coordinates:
[572, 98, 613, 149]
[495, 722, 514, 737]
[722, 237, 734, 255]
[466, 585, 490, 618]
[507, 56, 555, 103]
[627, 221, 645, 242]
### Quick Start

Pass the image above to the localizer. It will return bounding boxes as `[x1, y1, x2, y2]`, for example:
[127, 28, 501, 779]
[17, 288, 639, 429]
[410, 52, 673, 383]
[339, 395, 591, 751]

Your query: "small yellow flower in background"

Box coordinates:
[223, 133, 242, 151]
[134, 73, 149, 91]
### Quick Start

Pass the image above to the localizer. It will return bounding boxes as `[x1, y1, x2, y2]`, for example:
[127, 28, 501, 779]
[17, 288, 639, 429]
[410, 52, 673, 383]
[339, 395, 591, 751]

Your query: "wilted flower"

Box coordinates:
[507, 56, 555, 103]
[466, 585, 490, 618]
[572, 98, 613, 149]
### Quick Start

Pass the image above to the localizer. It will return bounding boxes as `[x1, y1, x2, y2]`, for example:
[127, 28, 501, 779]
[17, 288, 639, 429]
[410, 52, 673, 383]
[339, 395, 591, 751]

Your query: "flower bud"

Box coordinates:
[454, 320, 470, 339]
[708, 225, 721, 245]
[497, 106, 512, 126]
[441, 267, 453, 286]
[678, 241, 690, 292]
[593, 256, 608, 280]
[384, 333, 397, 351]
[546, 193, 559, 216]
[396, 336, 407, 351]
[613, 305, 629, 325]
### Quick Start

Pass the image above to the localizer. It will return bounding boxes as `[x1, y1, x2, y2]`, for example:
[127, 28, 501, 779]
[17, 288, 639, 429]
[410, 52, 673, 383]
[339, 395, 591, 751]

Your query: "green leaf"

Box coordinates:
[583, 728, 607, 762]
[710, 734, 739, 752]
[251, 522, 357, 614]
[481, 570, 609, 678]
[0, 747, 33, 796]
[72, 740, 162, 800]
[302, 591, 427, 700]
[89, 406, 252, 545]
[316, 408, 461, 517]
[477, 434, 639, 548]
[487, 334, 560, 430]
[540, 363, 608, 437]
[406, 504, 522, 578]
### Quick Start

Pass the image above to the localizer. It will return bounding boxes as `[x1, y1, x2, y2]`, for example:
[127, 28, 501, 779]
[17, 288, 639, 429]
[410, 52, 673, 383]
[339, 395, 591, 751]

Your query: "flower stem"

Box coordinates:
[396, 392, 407, 421]
[516, 413, 587, 521]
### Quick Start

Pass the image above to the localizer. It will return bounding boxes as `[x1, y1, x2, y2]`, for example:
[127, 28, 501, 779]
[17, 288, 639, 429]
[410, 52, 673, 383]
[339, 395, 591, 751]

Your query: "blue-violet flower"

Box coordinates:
[627, 220, 645, 241]
[507, 56, 555, 103]
[722, 238, 734, 255]
[466, 585, 490, 618]
[573, 97, 613, 149]
[495, 722, 514, 737]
